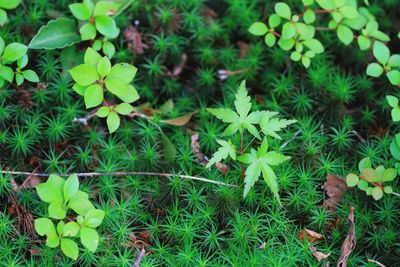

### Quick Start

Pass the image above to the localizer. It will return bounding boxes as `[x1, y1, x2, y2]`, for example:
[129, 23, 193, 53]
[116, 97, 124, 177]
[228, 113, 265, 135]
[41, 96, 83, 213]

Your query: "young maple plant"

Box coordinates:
[69, 47, 140, 133]
[346, 157, 397, 200]
[35, 174, 104, 260]
[207, 80, 296, 203]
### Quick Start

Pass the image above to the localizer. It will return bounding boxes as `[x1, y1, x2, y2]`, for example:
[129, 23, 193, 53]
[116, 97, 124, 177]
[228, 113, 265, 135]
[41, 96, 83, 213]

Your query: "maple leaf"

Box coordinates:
[207, 81, 264, 139]
[260, 111, 297, 140]
[206, 140, 236, 168]
[238, 138, 290, 203]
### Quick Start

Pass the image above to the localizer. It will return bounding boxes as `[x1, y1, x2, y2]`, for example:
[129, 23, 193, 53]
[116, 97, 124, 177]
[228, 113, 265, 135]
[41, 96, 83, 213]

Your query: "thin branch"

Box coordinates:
[0, 170, 239, 188]
[280, 130, 301, 149]
[132, 248, 146, 267]
[391, 191, 400, 197]
[367, 259, 386, 267]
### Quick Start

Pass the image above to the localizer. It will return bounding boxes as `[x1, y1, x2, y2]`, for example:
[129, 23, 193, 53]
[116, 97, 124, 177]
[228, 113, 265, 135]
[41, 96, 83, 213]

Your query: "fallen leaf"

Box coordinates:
[20, 175, 43, 189]
[322, 174, 347, 211]
[337, 205, 356, 267]
[172, 53, 187, 77]
[309, 244, 331, 261]
[161, 112, 196, 126]
[123, 25, 147, 55]
[190, 133, 229, 173]
[299, 228, 324, 242]
[191, 133, 209, 166]
[161, 133, 176, 164]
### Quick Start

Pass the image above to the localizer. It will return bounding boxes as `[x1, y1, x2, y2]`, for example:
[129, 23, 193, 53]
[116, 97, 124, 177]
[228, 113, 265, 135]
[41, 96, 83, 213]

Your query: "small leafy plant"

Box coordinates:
[69, 0, 120, 57]
[366, 41, 400, 86]
[346, 158, 397, 200]
[249, 1, 389, 68]
[207, 80, 296, 202]
[0, 0, 20, 26]
[69, 47, 140, 133]
[0, 37, 39, 87]
[35, 174, 104, 260]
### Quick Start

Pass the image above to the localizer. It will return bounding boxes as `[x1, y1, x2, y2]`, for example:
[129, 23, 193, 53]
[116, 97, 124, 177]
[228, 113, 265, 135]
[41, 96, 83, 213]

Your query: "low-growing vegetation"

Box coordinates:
[0, 0, 399, 266]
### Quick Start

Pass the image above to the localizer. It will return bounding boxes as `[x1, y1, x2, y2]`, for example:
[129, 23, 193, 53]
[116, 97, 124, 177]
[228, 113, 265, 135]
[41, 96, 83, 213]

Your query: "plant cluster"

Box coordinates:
[34, 174, 104, 260]
[0, 0, 399, 265]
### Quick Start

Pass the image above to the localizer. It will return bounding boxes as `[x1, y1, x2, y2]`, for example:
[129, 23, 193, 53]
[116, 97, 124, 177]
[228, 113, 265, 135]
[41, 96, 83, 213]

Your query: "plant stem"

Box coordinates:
[0, 170, 239, 188]
[240, 132, 245, 180]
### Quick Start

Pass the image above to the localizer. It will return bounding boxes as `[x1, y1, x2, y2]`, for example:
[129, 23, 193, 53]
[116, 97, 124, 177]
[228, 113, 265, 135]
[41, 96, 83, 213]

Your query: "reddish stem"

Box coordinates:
[271, 31, 282, 38]
[360, 176, 384, 190]
[240, 132, 245, 181]
[315, 9, 335, 13]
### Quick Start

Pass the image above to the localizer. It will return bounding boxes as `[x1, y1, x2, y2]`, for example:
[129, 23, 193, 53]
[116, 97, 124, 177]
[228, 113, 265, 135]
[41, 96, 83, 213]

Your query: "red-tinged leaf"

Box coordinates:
[160, 112, 196, 126]
[337, 205, 356, 267]
[298, 228, 324, 242]
[322, 174, 348, 211]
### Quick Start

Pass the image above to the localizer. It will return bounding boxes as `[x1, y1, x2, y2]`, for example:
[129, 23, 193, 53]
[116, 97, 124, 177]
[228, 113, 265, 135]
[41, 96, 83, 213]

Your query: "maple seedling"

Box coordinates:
[346, 157, 397, 200]
[35, 174, 105, 260]
[207, 80, 296, 202]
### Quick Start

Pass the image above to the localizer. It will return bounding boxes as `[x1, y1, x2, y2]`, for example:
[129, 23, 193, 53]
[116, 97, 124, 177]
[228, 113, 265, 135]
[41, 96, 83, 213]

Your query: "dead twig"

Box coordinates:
[0, 170, 239, 188]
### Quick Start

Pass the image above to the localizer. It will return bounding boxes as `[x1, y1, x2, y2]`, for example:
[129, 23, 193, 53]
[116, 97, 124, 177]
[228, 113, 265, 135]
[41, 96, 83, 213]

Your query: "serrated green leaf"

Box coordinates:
[234, 80, 251, 118]
[260, 112, 297, 140]
[207, 108, 239, 123]
[263, 151, 290, 166]
[206, 139, 236, 168]
[243, 161, 261, 197]
[29, 18, 81, 50]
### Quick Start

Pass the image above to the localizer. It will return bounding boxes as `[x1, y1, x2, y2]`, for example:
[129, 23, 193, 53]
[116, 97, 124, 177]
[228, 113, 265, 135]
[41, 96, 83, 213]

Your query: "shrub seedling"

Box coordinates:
[35, 174, 104, 260]
[69, 47, 140, 133]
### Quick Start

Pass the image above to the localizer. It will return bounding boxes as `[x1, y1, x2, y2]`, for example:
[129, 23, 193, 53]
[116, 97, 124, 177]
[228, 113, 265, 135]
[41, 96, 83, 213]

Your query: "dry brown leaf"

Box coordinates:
[337, 205, 356, 267]
[161, 112, 196, 126]
[123, 25, 147, 55]
[172, 53, 187, 77]
[190, 133, 229, 173]
[20, 175, 43, 189]
[322, 174, 348, 211]
[310, 244, 331, 261]
[299, 228, 324, 242]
